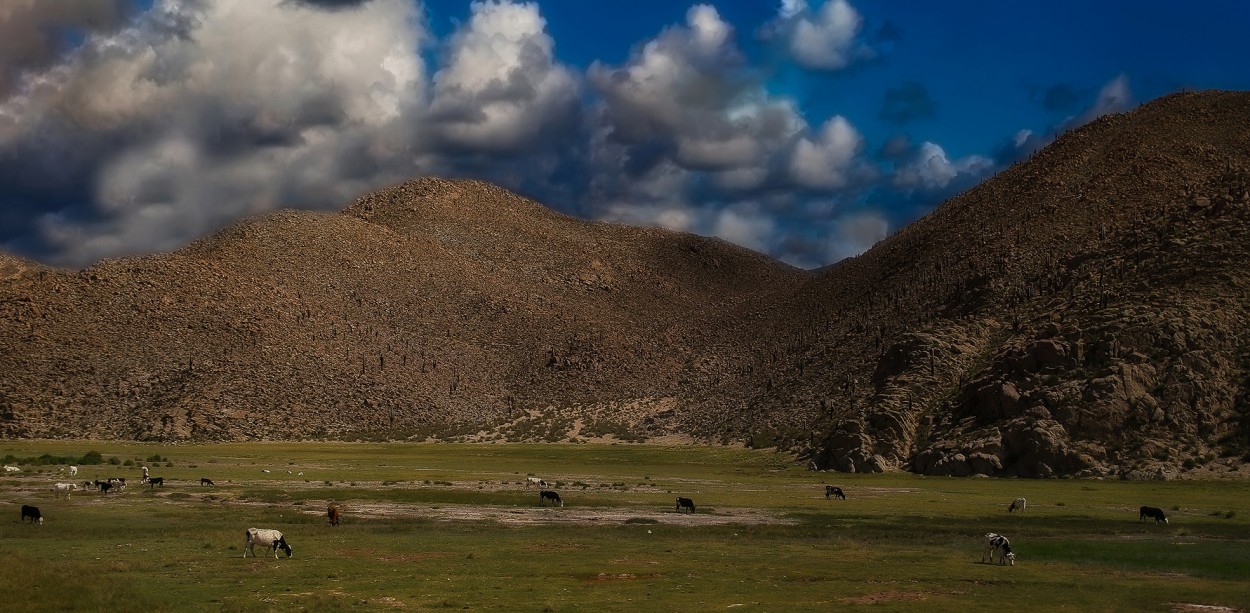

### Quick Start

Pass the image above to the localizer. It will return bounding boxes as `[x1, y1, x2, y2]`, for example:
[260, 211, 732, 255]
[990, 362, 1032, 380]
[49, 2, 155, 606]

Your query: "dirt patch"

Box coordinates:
[296, 501, 796, 527]
[1170, 604, 1244, 613]
[839, 591, 931, 605]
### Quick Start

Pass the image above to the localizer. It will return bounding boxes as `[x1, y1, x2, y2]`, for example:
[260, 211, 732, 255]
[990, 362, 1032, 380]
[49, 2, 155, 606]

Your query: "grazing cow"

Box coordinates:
[261, 469, 271, 474]
[825, 485, 846, 500]
[526, 476, 547, 488]
[244, 528, 293, 559]
[53, 483, 78, 499]
[1009, 497, 1027, 513]
[149, 477, 164, 489]
[1140, 506, 1168, 525]
[327, 505, 341, 526]
[539, 490, 563, 507]
[200, 478, 214, 486]
[96, 480, 114, 494]
[675, 497, 696, 513]
[69, 466, 78, 476]
[982, 533, 1015, 566]
[4, 465, 20, 472]
[20, 505, 43, 524]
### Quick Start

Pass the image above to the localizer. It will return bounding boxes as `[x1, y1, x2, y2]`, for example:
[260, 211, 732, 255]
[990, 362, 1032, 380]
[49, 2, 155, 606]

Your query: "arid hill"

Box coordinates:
[2, 91, 1248, 478]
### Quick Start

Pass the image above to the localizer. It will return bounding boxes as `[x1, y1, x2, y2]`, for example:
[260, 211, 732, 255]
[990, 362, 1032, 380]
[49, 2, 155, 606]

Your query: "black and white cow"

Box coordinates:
[1009, 497, 1027, 513]
[982, 532, 1015, 566]
[675, 497, 696, 513]
[244, 528, 292, 559]
[825, 485, 846, 500]
[526, 477, 548, 488]
[20, 505, 43, 524]
[539, 490, 563, 507]
[1139, 506, 1168, 525]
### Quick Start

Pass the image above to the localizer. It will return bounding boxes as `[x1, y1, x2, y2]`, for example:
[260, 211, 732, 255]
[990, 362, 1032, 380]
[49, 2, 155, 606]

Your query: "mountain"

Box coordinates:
[2, 91, 1248, 478]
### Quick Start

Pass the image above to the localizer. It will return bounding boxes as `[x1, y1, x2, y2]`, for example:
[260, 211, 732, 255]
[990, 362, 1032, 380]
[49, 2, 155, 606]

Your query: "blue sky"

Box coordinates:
[2, 0, 1247, 269]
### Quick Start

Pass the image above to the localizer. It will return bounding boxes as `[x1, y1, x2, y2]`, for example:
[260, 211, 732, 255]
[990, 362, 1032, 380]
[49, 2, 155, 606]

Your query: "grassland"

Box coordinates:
[1, 441, 1247, 612]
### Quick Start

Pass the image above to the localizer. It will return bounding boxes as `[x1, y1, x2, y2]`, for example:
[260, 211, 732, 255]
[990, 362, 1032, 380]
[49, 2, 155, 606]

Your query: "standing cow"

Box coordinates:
[20, 505, 43, 524]
[982, 532, 1015, 566]
[675, 497, 696, 513]
[825, 485, 846, 500]
[1139, 506, 1169, 524]
[1009, 497, 1027, 513]
[327, 505, 342, 526]
[539, 490, 563, 507]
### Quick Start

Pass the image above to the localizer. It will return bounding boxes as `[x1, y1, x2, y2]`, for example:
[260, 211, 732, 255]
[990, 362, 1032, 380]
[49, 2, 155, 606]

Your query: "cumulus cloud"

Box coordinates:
[0, 0, 427, 265]
[428, 1, 579, 153]
[788, 115, 866, 189]
[892, 142, 992, 191]
[764, 0, 872, 71]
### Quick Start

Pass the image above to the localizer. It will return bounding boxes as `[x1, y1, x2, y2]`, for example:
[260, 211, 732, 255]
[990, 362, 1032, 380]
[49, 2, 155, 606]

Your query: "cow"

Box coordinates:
[526, 477, 547, 488]
[200, 478, 214, 486]
[327, 505, 341, 526]
[53, 483, 78, 499]
[675, 497, 696, 513]
[95, 480, 114, 494]
[149, 477, 164, 489]
[4, 465, 20, 472]
[982, 532, 1015, 566]
[68, 466, 78, 477]
[1009, 497, 1027, 513]
[20, 505, 42, 524]
[539, 490, 563, 507]
[244, 528, 292, 559]
[1140, 506, 1168, 525]
[825, 485, 846, 500]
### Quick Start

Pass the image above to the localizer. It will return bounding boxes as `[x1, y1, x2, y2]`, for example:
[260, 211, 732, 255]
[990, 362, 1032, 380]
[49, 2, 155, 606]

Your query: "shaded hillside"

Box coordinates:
[2, 91, 1249, 479]
[0, 178, 805, 440]
[723, 90, 1250, 478]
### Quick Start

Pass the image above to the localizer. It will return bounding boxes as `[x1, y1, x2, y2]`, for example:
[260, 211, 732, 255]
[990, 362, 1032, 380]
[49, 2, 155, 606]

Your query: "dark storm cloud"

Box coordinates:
[282, 0, 375, 10]
[0, 0, 136, 96]
[879, 81, 937, 124]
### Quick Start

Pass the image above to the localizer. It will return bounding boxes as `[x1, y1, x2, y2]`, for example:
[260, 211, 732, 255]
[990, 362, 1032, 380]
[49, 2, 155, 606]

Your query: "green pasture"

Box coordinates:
[1, 441, 1247, 612]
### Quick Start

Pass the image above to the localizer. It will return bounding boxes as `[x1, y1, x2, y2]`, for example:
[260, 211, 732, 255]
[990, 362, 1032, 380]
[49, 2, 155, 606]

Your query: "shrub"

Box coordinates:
[79, 451, 104, 465]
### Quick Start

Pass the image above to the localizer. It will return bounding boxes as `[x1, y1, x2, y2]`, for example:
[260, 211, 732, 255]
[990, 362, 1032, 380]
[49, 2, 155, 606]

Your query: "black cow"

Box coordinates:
[20, 505, 43, 524]
[539, 490, 563, 507]
[96, 480, 114, 494]
[1140, 506, 1169, 525]
[200, 478, 214, 486]
[675, 497, 696, 513]
[149, 477, 164, 489]
[825, 485, 846, 500]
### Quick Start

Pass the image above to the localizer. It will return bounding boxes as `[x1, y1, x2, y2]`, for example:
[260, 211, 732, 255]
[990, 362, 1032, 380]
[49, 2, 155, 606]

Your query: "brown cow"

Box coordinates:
[327, 505, 341, 526]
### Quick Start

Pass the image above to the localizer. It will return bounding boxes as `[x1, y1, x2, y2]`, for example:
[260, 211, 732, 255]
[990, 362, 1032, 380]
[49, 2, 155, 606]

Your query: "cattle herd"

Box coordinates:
[7, 464, 1177, 566]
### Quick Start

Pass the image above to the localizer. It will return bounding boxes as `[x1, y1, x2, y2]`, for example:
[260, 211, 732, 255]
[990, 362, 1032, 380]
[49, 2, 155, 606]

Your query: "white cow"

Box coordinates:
[3, 465, 20, 472]
[69, 466, 78, 476]
[526, 476, 547, 488]
[982, 533, 1015, 566]
[53, 483, 79, 499]
[1008, 497, 1026, 513]
[244, 528, 293, 559]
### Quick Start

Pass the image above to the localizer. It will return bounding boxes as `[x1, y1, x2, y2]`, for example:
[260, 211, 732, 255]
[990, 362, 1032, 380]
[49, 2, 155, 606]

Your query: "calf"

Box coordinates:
[1009, 497, 1027, 513]
[539, 490, 563, 507]
[200, 478, 214, 486]
[149, 477, 164, 489]
[825, 485, 846, 500]
[53, 482, 78, 499]
[526, 476, 547, 488]
[982, 532, 1015, 566]
[327, 505, 341, 526]
[675, 497, 696, 513]
[244, 528, 293, 559]
[20, 505, 43, 524]
[1139, 506, 1168, 525]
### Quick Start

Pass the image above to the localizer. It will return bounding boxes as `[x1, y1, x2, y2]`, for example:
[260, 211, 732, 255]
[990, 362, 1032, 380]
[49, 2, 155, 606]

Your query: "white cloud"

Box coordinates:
[827, 211, 888, 261]
[768, 0, 870, 71]
[429, 0, 579, 153]
[892, 141, 992, 191]
[788, 115, 865, 189]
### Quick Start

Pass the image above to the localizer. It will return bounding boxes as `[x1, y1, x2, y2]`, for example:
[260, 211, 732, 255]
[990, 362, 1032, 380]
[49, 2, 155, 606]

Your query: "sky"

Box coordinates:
[1, 1, 1247, 270]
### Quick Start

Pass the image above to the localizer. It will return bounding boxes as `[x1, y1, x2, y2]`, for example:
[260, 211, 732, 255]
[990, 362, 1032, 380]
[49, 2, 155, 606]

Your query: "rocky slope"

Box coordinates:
[2, 91, 1248, 478]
